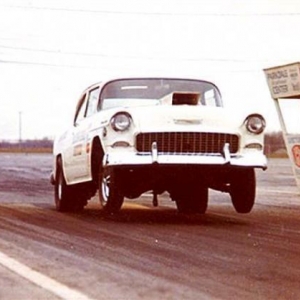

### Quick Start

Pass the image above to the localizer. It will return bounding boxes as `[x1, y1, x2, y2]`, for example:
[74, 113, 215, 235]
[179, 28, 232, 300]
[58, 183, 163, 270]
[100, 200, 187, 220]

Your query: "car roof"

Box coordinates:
[84, 77, 220, 92]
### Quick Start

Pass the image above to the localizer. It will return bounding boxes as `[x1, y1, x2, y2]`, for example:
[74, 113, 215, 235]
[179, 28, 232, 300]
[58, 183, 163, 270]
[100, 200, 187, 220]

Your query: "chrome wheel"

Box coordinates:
[99, 167, 124, 213]
[101, 173, 110, 205]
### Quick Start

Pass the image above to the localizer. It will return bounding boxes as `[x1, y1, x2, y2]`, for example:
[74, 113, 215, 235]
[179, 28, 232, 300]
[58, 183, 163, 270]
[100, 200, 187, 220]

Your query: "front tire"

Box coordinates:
[230, 168, 256, 213]
[99, 167, 124, 214]
[175, 185, 208, 214]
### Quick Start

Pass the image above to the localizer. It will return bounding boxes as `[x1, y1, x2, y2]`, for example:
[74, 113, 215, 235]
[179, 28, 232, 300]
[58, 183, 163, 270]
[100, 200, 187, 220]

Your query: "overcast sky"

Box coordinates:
[1, 0, 300, 140]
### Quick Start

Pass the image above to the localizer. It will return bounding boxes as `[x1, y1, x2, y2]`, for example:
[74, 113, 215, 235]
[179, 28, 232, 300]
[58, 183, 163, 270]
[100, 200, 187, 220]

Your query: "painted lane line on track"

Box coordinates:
[0, 251, 94, 300]
[258, 188, 299, 195]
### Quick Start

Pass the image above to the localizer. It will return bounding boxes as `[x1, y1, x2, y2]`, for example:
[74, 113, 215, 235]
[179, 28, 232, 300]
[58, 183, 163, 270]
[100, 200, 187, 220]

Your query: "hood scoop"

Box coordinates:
[161, 92, 201, 106]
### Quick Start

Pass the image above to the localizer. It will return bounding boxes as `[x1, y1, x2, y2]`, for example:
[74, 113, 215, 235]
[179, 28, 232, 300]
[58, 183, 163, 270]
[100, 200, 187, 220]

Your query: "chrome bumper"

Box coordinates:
[104, 143, 267, 170]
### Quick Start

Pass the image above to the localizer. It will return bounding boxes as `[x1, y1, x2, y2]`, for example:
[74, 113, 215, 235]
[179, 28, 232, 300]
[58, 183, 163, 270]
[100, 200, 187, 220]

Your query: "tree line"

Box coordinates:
[0, 138, 53, 153]
[264, 131, 286, 156]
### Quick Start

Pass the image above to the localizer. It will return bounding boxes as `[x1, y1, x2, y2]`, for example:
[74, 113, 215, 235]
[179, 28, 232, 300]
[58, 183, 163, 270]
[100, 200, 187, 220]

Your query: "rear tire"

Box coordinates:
[54, 158, 85, 212]
[230, 168, 256, 213]
[99, 167, 124, 214]
[54, 158, 72, 212]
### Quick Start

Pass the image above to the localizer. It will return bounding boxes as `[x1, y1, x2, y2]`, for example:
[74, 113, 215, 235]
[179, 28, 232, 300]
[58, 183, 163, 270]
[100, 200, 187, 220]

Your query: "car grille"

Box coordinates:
[136, 132, 239, 154]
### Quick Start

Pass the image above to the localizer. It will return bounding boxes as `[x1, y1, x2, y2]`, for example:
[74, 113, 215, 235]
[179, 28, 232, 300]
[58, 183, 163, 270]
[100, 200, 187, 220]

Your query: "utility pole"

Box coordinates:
[19, 111, 22, 144]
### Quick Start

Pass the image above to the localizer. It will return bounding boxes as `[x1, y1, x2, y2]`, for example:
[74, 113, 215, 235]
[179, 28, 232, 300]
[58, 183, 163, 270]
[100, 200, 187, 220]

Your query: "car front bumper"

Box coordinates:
[103, 151, 267, 170]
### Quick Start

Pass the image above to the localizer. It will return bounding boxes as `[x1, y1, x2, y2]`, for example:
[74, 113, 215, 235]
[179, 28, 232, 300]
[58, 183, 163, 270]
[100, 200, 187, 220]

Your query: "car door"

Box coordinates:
[63, 92, 89, 183]
[79, 87, 100, 181]
[66, 87, 101, 184]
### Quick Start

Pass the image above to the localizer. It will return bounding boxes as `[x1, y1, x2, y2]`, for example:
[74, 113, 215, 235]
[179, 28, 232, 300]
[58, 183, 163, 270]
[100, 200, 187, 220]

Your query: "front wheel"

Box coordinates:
[99, 167, 124, 214]
[230, 168, 256, 213]
[174, 186, 208, 214]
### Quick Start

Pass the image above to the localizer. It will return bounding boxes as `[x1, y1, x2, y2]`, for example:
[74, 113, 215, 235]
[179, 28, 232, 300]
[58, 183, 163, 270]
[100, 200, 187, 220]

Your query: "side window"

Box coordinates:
[204, 89, 217, 107]
[86, 88, 100, 117]
[74, 94, 87, 125]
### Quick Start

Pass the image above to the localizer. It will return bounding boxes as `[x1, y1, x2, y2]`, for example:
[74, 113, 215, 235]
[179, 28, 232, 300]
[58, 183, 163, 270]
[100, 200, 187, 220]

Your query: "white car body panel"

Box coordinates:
[52, 78, 267, 187]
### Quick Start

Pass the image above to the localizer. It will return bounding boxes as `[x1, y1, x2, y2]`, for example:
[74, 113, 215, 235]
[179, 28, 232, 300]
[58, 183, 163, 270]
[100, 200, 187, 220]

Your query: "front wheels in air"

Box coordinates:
[174, 185, 208, 214]
[99, 167, 124, 214]
[230, 168, 256, 213]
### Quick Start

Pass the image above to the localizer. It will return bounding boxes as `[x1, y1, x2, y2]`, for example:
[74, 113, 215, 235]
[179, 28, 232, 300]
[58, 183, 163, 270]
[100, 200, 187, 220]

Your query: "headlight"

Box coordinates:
[245, 114, 266, 134]
[110, 112, 131, 131]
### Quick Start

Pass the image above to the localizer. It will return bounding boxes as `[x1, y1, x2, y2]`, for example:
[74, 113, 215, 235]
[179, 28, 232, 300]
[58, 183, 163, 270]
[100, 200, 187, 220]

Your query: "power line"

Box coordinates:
[1, 4, 300, 17]
[0, 44, 106, 57]
[0, 58, 285, 75]
[0, 44, 286, 64]
[0, 58, 92, 69]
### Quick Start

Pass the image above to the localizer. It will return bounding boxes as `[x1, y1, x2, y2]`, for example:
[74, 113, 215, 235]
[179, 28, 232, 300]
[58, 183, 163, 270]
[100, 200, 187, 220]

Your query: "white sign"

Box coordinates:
[264, 62, 300, 99]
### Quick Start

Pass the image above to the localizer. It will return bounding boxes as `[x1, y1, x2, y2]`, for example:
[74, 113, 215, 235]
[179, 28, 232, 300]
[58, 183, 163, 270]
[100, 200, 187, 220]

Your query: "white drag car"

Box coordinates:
[51, 78, 267, 214]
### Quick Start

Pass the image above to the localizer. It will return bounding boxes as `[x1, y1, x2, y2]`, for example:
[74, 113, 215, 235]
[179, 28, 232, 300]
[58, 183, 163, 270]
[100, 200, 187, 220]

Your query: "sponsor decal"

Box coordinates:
[287, 136, 300, 144]
[86, 142, 90, 153]
[291, 144, 300, 168]
[73, 144, 82, 156]
[72, 131, 85, 144]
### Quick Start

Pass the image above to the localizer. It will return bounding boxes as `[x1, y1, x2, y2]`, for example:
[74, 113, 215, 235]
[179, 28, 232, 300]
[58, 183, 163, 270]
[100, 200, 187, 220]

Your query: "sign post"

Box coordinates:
[264, 62, 300, 190]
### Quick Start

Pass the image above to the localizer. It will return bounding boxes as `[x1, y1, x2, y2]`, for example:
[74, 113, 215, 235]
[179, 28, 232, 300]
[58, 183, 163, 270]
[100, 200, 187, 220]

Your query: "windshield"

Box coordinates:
[100, 78, 222, 110]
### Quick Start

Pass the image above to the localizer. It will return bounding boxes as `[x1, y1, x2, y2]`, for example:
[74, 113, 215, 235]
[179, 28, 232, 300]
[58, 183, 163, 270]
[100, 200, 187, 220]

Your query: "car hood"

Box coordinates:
[123, 105, 244, 133]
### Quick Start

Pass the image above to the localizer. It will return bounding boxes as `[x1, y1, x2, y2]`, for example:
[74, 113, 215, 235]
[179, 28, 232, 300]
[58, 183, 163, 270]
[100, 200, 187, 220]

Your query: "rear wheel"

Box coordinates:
[230, 168, 256, 213]
[99, 167, 124, 214]
[73, 186, 88, 212]
[54, 158, 72, 212]
[54, 158, 85, 212]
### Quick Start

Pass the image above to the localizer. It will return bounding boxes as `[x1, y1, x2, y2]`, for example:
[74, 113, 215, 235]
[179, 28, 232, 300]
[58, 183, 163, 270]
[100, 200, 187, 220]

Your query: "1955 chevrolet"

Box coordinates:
[51, 78, 267, 214]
